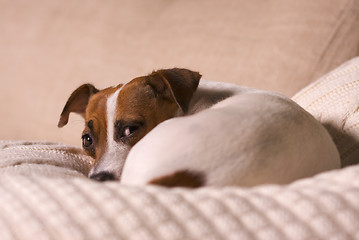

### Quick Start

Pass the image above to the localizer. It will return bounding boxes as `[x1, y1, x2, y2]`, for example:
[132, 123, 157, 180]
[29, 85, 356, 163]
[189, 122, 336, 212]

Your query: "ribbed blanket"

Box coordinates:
[0, 141, 358, 240]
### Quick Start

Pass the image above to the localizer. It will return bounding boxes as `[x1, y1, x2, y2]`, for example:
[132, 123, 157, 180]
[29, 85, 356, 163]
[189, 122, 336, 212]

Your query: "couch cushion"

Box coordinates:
[293, 57, 359, 167]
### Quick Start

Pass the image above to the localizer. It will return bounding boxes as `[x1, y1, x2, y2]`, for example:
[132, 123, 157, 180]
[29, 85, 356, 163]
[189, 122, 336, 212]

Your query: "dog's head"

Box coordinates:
[58, 68, 201, 181]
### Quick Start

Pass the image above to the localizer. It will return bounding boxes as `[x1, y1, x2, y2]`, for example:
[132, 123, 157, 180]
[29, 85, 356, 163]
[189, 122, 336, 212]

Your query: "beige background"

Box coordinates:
[1, 0, 358, 146]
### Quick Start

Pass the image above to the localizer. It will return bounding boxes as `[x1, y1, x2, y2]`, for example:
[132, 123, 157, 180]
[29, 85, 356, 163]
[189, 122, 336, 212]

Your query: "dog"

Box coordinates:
[59, 68, 340, 187]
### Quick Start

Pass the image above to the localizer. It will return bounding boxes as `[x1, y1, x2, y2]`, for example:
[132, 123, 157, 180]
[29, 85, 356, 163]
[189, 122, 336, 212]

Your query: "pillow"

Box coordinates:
[293, 57, 359, 167]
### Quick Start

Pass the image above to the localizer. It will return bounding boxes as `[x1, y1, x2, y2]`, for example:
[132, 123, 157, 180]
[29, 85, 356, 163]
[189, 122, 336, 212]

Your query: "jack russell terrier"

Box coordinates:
[58, 68, 340, 187]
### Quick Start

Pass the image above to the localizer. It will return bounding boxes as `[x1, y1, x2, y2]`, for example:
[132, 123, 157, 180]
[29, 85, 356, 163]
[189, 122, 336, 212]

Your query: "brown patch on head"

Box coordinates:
[149, 170, 206, 188]
[147, 68, 201, 113]
[82, 85, 123, 159]
[110, 68, 201, 148]
[112, 77, 181, 147]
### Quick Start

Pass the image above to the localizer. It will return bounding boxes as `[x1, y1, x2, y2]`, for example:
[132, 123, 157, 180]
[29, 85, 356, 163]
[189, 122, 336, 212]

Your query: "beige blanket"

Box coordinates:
[0, 141, 358, 240]
[1, 57, 359, 239]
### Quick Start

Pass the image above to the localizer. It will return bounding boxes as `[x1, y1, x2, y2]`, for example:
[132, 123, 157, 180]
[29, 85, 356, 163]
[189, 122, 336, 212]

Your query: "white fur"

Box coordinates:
[88, 85, 129, 178]
[107, 88, 122, 150]
[121, 80, 341, 187]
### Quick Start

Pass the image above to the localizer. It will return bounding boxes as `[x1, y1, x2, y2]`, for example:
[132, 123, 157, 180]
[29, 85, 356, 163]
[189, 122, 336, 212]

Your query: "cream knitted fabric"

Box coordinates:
[0, 141, 93, 178]
[293, 57, 359, 167]
[0, 141, 359, 240]
[1, 58, 359, 239]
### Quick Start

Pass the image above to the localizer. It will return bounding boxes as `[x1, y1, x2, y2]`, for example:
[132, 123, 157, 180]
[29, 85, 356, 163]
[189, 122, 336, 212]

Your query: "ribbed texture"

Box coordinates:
[0, 141, 93, 178]
[0, 141, 359, 240]
[293, 57, 359, 167]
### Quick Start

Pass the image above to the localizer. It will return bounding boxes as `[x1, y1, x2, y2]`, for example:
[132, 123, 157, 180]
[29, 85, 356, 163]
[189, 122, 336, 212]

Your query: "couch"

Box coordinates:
[1, 0, 359, 239]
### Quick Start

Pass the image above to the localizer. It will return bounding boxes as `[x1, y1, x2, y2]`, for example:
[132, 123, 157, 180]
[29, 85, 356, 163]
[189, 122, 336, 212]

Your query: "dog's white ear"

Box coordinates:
[147, 68, 201, 113]
[58, 84, 99, 128]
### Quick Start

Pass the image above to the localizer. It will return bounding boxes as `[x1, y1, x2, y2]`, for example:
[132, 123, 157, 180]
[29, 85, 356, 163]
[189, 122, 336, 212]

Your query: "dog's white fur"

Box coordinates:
[121, 80, 341, 187]
[88, 86, 129, 178]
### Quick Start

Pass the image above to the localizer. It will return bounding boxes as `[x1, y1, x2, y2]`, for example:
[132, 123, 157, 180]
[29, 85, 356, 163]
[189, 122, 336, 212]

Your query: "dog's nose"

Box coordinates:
[89, 172, 116, 182]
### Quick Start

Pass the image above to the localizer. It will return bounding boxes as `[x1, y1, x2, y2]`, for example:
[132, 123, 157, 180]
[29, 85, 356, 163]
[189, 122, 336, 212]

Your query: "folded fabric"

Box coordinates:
[293, 57, 359, 167]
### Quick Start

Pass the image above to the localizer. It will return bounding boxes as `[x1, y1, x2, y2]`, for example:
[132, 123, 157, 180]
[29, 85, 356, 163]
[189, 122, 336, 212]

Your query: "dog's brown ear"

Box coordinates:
[58, 84, 99, 128]
[147, 68, 201, 113]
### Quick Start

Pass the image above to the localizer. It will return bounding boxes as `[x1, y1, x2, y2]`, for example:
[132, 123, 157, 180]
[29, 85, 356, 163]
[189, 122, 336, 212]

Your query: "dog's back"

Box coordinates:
[121, 81, 340, 187]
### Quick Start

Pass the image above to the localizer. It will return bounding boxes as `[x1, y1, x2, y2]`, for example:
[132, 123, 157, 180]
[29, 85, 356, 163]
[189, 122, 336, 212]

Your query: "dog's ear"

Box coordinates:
[58, 84, 99, 128]
[147, 68, 201, 113]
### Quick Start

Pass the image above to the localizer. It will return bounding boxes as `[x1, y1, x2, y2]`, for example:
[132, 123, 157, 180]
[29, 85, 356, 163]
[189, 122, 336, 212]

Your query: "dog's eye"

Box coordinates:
[123, 125, 139, 137]
[82, 134, 93, 149]
[115, 121, 144, 141]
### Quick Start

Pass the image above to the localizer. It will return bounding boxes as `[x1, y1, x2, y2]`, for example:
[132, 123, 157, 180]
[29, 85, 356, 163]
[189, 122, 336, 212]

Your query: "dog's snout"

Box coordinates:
[90, 172, 116, 182]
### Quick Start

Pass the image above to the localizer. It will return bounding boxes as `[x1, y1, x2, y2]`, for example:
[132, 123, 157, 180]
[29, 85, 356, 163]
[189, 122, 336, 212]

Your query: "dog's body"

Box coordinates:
[59, 68, 340, 187]
[122, 80, 340, 187]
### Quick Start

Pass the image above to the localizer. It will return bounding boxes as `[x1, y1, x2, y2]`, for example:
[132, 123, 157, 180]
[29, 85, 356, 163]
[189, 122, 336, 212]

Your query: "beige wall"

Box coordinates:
[1, 0, 358, 146]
